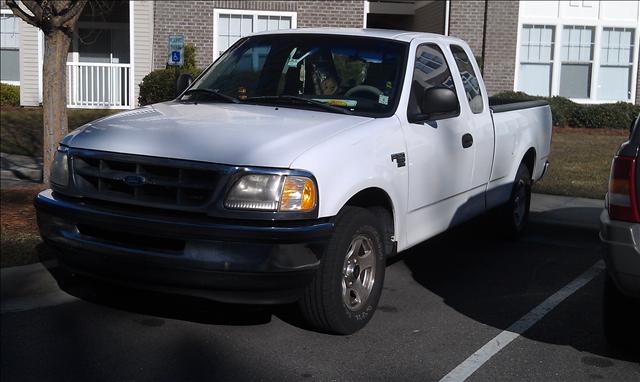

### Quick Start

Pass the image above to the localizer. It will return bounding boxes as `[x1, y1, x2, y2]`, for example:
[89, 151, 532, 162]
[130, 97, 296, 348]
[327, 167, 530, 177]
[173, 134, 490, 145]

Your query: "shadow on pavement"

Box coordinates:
[46, 261, 312, 331]
[397, 214, 639, 363]
[40, 207, 637, 364]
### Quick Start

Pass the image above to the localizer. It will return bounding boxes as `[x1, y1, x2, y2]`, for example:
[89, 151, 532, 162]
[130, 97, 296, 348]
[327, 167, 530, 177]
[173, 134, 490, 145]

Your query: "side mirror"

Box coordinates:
[419, 86, 459, 121]
[176, 73, 193, 96]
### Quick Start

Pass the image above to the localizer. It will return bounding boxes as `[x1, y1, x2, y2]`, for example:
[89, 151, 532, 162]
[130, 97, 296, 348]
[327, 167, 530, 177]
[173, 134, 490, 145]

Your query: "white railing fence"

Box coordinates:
[66, 62, 131, 109]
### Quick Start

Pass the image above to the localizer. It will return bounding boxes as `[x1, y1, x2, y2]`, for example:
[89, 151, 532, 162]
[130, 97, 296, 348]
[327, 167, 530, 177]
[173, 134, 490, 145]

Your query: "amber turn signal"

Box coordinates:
[279, 176, 317, 212]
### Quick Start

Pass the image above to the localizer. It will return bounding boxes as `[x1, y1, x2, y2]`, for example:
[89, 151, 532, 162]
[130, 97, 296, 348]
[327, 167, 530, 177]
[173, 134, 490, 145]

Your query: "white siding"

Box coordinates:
[132, 0, 154, 108]
[515, 0, 640, 103]
[18, 20, 40, 106]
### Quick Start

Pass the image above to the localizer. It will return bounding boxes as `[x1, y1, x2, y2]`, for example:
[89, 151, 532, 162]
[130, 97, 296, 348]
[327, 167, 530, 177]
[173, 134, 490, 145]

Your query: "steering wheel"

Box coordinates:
[344, 85, 383, 99]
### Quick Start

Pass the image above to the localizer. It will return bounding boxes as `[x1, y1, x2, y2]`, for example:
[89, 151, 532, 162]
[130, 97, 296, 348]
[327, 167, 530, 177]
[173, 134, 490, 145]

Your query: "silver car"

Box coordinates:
[600, 115, 640, 347]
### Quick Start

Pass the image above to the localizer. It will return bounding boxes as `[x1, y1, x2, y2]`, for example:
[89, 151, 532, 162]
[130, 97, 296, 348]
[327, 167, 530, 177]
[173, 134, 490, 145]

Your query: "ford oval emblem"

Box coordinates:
[123, 175, 146, 186]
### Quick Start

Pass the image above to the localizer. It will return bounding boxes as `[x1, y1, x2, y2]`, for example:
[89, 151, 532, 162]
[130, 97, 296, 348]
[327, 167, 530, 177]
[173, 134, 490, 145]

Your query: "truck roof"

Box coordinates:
[251, 28, 466, 44]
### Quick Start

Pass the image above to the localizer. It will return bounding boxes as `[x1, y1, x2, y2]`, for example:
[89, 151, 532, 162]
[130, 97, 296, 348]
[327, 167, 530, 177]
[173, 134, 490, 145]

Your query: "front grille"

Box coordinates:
[70, 150, 224, 211]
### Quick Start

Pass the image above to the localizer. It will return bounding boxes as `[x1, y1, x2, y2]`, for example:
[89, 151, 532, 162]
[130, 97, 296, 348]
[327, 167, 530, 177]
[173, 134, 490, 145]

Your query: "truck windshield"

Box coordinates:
[186, 34, 407, 117]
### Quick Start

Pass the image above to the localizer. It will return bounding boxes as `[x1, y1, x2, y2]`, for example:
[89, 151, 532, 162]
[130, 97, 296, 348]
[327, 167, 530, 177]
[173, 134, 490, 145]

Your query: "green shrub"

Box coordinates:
[489, 91, 541, 104]
[547, 96, 579, 127]
[570, 102, 639, 130]
[489, 91, 639, 129]
[0, 83, 20, 106]
[138, 43, 202, 106]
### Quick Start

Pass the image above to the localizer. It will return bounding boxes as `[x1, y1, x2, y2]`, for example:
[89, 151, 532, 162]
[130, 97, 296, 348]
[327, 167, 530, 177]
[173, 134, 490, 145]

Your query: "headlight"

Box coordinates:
[224, 174, 284, 211]
[50, 145, 69, 187]
[224, 174, 317, 212]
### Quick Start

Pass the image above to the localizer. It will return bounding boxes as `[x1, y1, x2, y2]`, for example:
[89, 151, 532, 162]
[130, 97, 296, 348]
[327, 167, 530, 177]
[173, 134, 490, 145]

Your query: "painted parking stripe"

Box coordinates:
[439, 260, 605, 382]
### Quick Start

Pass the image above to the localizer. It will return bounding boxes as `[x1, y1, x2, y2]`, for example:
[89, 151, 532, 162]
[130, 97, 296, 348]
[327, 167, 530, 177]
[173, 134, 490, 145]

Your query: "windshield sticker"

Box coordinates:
[312, 99, 358, 108]
[238, 86, 247, 100]
[386, 81, 393, 89]
[378, 94, 389, 105]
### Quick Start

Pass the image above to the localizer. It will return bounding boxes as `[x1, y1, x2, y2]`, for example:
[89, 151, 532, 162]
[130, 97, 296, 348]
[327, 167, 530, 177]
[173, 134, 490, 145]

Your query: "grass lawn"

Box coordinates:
[0, 127, 630, 268]
[533, 128, 630, 200]
[0, 107, 118, 156]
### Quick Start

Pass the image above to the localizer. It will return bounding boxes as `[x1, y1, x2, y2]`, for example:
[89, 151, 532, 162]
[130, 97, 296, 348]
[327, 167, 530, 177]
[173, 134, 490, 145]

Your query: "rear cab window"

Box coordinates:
[449, 45, 484, 114]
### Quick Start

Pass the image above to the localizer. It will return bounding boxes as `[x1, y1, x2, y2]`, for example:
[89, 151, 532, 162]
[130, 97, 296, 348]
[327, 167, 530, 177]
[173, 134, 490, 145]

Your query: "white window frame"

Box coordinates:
[558, 24, 596, 99]
[1, 9, 20, 86]
[516, 24, 556, 97]
[514, 13, 640, 104]
[212, 9, 297, 59]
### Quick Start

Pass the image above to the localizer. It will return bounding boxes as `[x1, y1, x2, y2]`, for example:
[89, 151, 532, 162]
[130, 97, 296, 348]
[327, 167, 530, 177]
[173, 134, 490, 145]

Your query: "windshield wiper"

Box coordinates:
[181, 89, 240, 104]
[245, 95, 352, 115]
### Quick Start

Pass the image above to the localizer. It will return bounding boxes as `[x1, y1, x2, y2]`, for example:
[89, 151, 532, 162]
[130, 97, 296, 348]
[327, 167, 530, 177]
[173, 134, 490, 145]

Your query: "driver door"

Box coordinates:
[402, 42, 476, 247]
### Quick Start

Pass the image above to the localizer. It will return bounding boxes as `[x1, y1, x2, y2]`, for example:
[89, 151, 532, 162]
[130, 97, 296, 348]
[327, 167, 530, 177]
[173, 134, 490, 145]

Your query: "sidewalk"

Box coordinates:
[0, 261, 77, 314]
[1, 152, 43, 188]
[529, 193, 603, 231]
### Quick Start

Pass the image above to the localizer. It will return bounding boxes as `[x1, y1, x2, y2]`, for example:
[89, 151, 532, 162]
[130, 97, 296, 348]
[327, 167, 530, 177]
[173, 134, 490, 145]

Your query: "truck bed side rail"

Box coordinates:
[490, 100, 549, 114]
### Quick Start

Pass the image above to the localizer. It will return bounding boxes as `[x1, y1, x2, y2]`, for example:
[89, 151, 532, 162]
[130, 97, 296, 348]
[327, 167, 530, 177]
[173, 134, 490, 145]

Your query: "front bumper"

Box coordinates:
[35, 189, 333, 304]
[600, 209, 640, 297]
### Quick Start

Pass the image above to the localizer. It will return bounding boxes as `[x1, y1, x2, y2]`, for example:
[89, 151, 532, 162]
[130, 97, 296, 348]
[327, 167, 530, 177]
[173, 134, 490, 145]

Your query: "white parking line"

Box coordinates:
[439, 260, 605, 382]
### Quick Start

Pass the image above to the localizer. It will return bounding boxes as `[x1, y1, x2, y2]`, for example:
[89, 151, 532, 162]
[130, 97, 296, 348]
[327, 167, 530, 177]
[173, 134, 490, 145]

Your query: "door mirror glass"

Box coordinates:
[176, 73, 194, 95]
[418, 86, 459, 121]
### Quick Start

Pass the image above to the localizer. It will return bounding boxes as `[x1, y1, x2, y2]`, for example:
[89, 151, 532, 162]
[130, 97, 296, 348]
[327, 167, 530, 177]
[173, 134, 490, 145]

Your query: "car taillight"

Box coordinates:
[608, 155, 640, 223]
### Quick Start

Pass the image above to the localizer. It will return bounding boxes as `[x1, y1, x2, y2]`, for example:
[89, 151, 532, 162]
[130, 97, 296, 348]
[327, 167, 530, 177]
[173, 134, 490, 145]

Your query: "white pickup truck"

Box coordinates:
[36, 29, 551, 334]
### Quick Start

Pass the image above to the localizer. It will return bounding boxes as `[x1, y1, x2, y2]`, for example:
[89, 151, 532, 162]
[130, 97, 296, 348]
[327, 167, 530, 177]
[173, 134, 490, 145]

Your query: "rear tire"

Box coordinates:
[499, 163, 532, 238]
[299, 206, 386, 334]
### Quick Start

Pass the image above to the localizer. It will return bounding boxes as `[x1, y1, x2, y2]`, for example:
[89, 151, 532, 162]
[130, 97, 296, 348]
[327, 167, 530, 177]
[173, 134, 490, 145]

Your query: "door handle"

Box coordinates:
[462, 133, 474, 148]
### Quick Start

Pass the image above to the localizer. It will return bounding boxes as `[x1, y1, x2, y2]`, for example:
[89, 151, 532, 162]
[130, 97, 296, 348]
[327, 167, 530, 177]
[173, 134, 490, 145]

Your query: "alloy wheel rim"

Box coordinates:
[341, 234, 377, 311]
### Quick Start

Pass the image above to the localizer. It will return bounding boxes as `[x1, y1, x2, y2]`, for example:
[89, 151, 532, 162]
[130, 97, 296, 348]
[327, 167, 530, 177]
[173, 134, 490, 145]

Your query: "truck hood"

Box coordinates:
[63, 102, 371, 168]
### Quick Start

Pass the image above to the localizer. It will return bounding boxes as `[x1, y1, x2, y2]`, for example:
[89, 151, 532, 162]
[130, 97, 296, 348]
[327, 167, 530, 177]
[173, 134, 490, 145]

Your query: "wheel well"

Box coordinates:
[522, 148, 536, 176]
[344, 188, 395, 255]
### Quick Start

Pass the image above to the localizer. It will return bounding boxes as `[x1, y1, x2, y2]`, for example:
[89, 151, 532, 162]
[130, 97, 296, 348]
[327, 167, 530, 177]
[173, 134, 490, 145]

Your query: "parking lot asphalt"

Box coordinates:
[1, 217, 639, 381]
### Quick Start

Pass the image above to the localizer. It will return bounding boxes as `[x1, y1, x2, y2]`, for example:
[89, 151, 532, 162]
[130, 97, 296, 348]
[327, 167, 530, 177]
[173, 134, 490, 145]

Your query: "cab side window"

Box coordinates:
[408, 44, 457, 118]
[450, 45, 484, 114]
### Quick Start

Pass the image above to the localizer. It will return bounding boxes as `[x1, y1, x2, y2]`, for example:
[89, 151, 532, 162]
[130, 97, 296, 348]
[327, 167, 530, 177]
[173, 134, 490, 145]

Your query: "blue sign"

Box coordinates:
[167, 35, 185, 66]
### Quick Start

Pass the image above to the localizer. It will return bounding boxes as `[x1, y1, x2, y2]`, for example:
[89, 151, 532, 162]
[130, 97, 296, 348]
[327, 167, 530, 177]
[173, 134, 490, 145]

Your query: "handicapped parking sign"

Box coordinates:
[167, 34, 184, 66]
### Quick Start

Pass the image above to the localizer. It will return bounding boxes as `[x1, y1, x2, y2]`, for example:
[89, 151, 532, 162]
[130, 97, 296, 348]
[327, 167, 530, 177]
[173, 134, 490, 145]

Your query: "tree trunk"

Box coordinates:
[42, 30, 71, 185]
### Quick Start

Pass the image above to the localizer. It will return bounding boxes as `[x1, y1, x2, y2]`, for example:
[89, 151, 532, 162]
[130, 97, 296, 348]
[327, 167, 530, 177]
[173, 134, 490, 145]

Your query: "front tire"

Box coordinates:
[299, 207, 386, 334]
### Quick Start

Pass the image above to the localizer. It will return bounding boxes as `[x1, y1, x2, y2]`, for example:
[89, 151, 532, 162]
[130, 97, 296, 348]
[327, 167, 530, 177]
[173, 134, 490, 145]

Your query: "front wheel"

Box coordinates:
[299, 207, 386, 334]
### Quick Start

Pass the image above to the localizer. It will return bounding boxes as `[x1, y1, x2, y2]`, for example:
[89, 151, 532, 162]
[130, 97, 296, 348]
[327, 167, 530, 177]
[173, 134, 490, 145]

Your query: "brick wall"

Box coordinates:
[412, 0, 445, 34]
[153, 0, 364, 70]
[448, 0, 485, 58]
[448, 0, 519, 95]
[297, 0, 363, 28]
[482, 0, 519, 95]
